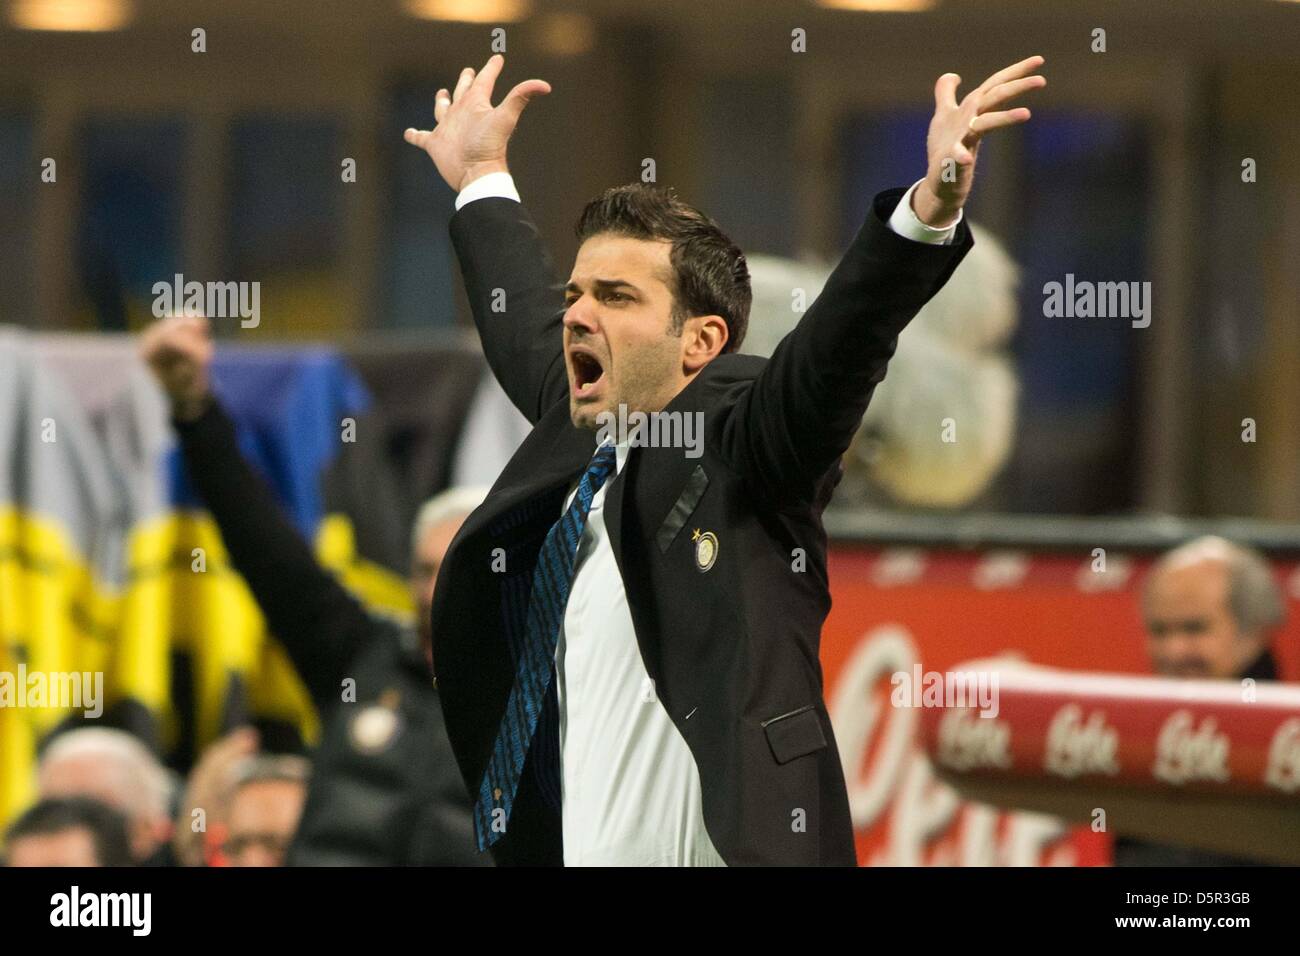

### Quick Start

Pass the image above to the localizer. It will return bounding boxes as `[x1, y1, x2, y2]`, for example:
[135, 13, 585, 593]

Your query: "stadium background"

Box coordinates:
[2, 0, 1299, 864]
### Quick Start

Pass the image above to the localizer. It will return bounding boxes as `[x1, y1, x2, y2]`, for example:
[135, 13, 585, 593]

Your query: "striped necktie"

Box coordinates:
[474, 441, 619, 850]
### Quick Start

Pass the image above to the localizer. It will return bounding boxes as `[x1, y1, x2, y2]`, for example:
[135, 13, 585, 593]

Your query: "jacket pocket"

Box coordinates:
[761, 704, 827, 765]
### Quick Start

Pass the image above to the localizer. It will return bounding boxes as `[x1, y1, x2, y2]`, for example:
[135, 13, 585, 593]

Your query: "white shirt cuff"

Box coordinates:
[887, 179, 962, 245]
[454, 171, 521, 211]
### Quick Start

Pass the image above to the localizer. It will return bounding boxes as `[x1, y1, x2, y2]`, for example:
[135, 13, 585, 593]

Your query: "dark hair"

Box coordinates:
[4, 797, 134, 866]
[575, 183, 751, 353]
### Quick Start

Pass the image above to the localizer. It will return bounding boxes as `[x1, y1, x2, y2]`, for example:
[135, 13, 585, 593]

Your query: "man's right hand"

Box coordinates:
[141, 315, 215, 421]
[402, 54, 550, 193]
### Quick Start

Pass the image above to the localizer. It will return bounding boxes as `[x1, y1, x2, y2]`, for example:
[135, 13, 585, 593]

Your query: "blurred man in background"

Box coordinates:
[37, 727, 176, 865]
[221, 755, 309, 867]
[173, 726, 260, 866]
[1114, 535, 1287, 866]
[141, 315, 490, 866]
[4, 797, 134, 867]
[1141, 535, 1284, 682]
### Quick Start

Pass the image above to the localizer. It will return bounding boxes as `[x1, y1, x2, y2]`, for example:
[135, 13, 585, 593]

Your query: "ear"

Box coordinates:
[682, 315, 729, 374]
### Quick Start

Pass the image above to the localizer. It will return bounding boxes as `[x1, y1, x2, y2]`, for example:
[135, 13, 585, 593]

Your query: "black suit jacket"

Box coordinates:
[431, 187, 973, 865]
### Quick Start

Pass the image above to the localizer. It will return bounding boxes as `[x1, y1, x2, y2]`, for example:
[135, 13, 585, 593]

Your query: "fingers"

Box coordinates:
[404, 127, 431, 147]
[403, 56, 550, 156]
[934, 72, 961, 111]
[975, 54, 1045, 96]
[183, 314, 210, 339]
[452, 66, 475, 104]
[499, 78, 552, 125]
[976, 74, 1045, 113]
[431, 63, 475, 132]
[143, 313, 205, 345]
[165, 315, 210, 351]
[969, 107, 1032, 137]
[957, 88, 983, 133]
[213, 727, 259, 764]
[474, 53, 505, 101]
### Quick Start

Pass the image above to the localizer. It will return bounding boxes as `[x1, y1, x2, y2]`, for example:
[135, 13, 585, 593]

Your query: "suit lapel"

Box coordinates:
[602, 368, 723, 596]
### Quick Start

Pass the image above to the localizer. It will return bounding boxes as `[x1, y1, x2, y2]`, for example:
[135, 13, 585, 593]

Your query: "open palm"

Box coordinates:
[915, 55, 1046, 226]
[404, 54, 551, 193]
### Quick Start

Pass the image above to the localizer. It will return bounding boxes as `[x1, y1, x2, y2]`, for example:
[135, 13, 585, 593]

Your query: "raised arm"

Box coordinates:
[725, 56, 1046, 506]
[448, 195, 570, 425]
[405, 55, 565, 424]
[141, 316, 376, 709]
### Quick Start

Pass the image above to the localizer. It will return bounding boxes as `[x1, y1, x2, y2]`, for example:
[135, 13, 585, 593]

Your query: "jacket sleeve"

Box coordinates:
[448, 197, 569, 425]
[173, 399, 373, 708]
[721, 187, 974, 507]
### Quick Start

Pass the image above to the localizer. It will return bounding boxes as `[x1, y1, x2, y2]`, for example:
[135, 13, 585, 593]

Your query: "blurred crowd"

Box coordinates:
[6, 728, 309, 867]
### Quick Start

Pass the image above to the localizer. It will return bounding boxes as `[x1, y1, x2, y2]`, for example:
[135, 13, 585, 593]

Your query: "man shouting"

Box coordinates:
[405, 53, 1044, 865]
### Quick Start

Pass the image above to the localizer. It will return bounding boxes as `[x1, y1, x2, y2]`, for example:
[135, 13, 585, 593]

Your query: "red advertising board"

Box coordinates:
[821, 546, 1300, 866]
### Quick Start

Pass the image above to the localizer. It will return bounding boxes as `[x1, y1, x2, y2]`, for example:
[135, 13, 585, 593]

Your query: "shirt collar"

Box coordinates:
[597, 436, 631, 475]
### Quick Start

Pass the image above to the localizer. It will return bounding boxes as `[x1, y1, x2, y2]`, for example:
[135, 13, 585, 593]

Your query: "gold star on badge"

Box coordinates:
[691, 528, 701, 541]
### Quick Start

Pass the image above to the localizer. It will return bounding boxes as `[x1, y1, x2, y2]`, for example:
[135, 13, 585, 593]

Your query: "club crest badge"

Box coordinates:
[692, 528, 718, 572]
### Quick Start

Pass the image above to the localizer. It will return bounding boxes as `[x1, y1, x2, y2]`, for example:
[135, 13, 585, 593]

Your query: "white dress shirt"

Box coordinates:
[554, 440, 724, 865]
[456, 172, 956, 865]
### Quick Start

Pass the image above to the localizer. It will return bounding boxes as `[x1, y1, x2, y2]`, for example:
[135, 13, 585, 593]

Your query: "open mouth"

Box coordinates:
[570, 349, 606, 398]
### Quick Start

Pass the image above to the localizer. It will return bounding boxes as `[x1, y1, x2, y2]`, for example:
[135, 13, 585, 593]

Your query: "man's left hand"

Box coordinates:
[913, 54, 1047, 228]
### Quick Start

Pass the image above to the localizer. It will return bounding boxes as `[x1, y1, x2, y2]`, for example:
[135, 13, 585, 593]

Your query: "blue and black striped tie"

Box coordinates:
[474, 441, 619, 850]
